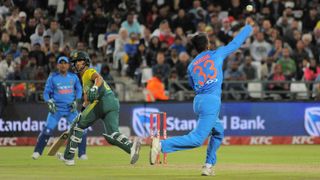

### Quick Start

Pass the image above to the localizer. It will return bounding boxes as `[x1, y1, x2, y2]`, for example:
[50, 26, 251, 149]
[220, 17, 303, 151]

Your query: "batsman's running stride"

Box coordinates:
[57, 51, 141, 165]
[150, 17, 255, 176]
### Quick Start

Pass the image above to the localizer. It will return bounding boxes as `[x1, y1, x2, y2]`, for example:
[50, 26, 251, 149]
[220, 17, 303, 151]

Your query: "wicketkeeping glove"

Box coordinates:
[47, 99, 56, 113]
[88, 86, 99, 103]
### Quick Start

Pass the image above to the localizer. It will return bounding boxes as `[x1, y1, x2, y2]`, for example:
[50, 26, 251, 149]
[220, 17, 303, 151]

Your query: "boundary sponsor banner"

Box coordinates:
[1, 102, 320, 137]
[1, 136, 320, 146]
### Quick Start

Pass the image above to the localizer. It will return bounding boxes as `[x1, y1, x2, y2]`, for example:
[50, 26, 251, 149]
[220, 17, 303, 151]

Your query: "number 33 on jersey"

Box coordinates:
[187, 52, 223, 94]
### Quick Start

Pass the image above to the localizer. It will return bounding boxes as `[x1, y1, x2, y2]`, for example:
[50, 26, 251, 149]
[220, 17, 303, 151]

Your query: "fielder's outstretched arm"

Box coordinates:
[217, 18, 255, 59]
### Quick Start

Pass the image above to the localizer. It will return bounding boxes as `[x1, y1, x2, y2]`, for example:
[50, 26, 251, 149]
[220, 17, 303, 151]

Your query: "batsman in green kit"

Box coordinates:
[57, 51, 141, 165]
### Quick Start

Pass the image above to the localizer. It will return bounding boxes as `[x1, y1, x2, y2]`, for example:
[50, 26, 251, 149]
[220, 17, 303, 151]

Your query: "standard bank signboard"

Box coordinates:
[1, 102, 320, 137]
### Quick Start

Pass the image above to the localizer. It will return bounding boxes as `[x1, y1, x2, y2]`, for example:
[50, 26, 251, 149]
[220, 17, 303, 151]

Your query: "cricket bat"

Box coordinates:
[47, 131, 69, 156]
[47, 111, 82, 156]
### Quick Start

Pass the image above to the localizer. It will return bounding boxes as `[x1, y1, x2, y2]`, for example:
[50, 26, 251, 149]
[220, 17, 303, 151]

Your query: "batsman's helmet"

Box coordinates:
[70, 50, 91, 73]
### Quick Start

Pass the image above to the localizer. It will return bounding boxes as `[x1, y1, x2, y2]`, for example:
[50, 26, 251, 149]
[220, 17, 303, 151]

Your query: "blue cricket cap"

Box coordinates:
[57, 56, 69, 63]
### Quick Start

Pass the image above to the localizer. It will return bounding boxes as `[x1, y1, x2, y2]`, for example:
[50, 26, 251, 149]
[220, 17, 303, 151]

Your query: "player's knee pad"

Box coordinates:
[70, 126, 84, 143]
[69, 126, 84, 154]
[103, 132, 130, 146]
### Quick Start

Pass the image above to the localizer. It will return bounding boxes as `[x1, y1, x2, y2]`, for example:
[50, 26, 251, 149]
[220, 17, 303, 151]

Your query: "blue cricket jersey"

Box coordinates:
[187, 25, 253, 96]
[43, 72, 82, 112]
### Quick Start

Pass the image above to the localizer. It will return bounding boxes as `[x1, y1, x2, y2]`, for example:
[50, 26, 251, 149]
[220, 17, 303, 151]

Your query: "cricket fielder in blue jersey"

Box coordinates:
[32, 56, 87, 160]
[150, 18, 255, 176]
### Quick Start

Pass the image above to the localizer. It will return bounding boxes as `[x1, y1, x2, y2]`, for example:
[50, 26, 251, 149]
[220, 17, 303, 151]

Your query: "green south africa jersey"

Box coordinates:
[82, 68, 112, 96]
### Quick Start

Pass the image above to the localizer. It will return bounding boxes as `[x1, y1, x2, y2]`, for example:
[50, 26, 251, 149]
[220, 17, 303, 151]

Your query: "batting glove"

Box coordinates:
[70, 100, 78, 112]
[47, 99, 57, 113]
[88, 86, 99, 103]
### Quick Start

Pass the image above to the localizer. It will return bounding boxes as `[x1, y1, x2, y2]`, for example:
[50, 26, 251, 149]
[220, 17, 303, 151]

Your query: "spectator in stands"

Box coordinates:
[15, 11, 28, 42]
[104, 22, 119, 57]
[166, 48, 179, 68]
[268, 0, 285, 24]
[0, 0, 12, 16]
[304, 59, 320, 81]
[30, 24, 45, 46]
[127, 43, 145, 78]
[25, 17, 37, 41]
[268, 38, 283, 62]
[121, 11, 141, 36]
[113, 28, 129, 75]
[45, 53, 57, 74]
[45, 20, 64, 49]
[240, 56, 258, 80]
[49, 42, 60, 57]
[250, 32, 272, 62]
[207, 13, 221, 35]
[175, 52, 190, 81]
[0, 53, 15, 80]
[292, 40, 309, 80]
[284, 19, 302, 48]
[89, 53, 102, 73]
[86, 7, 108, 49]
[152, 51, 170, 88]
[224, 61, 248, 100]
[225, 50, 244, 71]
[6, 40, 20, 60]
[261, 57, 276, 80]
[7, 63, 21, 80]
[228, 0, 242, 20]
[276, 3, 295, 34]
[42, 35, 51, 54]
[33, 8, 44, 25]
[174, 27, 188, 46]
[277, 48, 296, 80]
[101, 64, 115, 90]
[18, 47, 29, 69]
[188, 0, 206, 24]
[146, 4, 158, 30]
[0, 31, 11, 52]
[261, 19, 273, 42]
[125, 32, 139, 59]
[5, 18, 17, 37]
[76, 41, 87, 51]
[21, 56, 37, 80]
[172, 9, 195, 34]
[146, 36, 161, 67]
[267, 64, 289, 99]
[141, 28, 151, 47]
[145, 71, 169, 102]
[302, 33, 316, 59]
[152, 20, 174, 46]
[302, 7, 319, 32]
[170, 36, 186, 55]
[217, 18, 233, 44]
[29, 42, 47, 67]
[151, 6, 171, 32]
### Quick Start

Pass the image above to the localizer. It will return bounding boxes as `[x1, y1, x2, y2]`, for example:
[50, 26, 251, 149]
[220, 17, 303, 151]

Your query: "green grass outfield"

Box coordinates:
[0, 145, 319, 180]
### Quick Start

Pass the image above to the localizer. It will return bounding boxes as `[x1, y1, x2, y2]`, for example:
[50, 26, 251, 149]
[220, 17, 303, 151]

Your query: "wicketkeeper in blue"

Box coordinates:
[150, 18, 255, 176]
[32, 56, 87, 160]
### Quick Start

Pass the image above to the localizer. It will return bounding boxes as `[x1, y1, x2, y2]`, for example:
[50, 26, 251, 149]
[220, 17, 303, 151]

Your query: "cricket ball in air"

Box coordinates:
[246, 5, 253, 12]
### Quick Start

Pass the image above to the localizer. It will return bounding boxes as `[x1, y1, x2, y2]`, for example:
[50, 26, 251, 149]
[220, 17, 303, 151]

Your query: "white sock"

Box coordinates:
[205, 163, 212, 168]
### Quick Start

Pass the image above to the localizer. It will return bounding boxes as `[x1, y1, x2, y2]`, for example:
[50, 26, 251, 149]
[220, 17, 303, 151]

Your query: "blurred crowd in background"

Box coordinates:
[0, 0, 319, 102]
